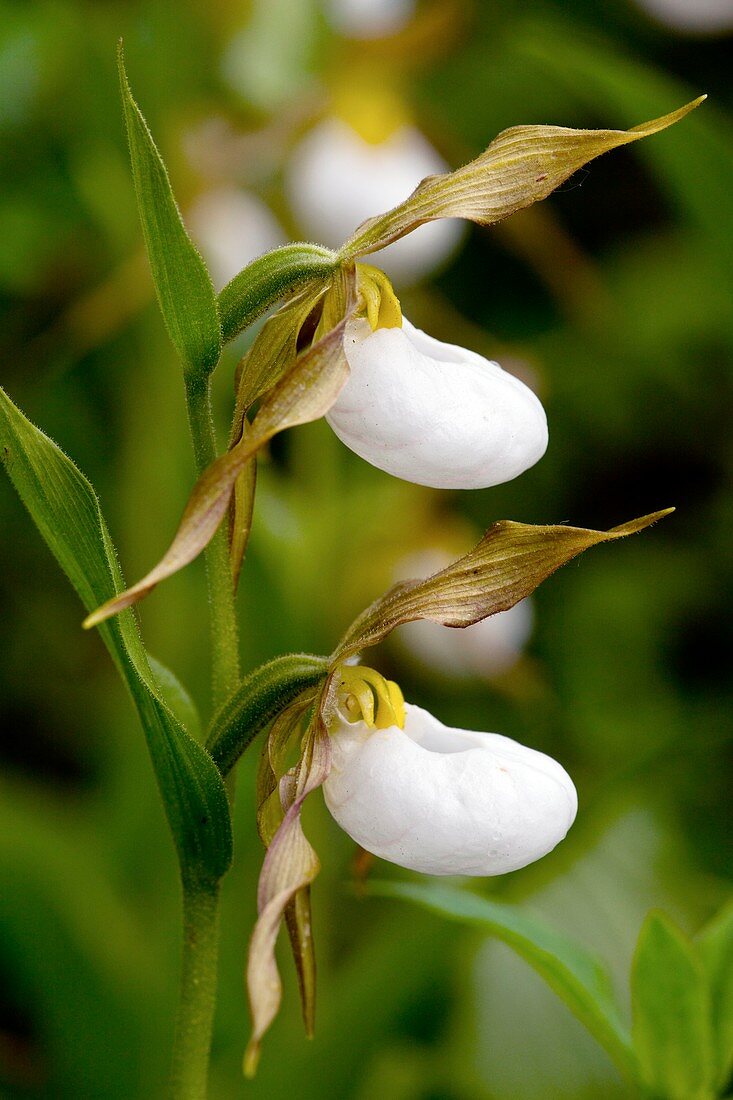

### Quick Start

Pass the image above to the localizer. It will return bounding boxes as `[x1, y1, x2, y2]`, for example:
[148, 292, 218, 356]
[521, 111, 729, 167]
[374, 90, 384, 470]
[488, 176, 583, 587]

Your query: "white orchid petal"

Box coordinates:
[323, 703, 577, 876]
[326, 317, 548, 489]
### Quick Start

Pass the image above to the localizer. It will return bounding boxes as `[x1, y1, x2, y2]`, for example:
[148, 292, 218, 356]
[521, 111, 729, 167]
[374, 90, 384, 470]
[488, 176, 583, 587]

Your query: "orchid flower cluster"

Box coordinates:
[0, 44, 703, 1092]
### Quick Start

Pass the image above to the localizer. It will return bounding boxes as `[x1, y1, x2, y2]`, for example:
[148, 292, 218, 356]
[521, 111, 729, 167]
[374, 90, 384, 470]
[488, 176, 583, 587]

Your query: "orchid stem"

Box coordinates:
[184, 373, 240, 710]
[168, 880, 221, 1100]
[168, 373, 241, 1098]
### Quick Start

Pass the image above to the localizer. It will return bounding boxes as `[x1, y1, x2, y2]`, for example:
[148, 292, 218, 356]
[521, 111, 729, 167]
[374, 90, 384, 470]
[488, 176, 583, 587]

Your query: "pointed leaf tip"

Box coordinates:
[340, 99, 705, 261]
[84, 273, 357, 627]
[118, 43, 221, 380]
[334, 509, 673, 659]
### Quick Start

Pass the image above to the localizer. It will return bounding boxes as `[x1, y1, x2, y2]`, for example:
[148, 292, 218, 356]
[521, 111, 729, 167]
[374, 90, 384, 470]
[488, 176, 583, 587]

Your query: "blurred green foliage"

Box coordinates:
[0, 0, 731, 1097]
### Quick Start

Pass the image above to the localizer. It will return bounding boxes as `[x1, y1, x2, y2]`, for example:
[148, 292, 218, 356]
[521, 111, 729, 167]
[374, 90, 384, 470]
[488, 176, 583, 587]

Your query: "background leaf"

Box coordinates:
[370, 880, 637, 1083]
[697, 901, 733, 1091]
[632, 911, 714, 1100]
[0, 387, 231, 886]
[118, 43, 221, 379]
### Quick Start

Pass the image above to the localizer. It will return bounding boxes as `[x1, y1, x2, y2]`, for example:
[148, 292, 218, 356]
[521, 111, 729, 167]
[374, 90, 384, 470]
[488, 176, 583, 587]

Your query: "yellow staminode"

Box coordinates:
[357, 263, 402, 331]
[337, 664, 405, 730]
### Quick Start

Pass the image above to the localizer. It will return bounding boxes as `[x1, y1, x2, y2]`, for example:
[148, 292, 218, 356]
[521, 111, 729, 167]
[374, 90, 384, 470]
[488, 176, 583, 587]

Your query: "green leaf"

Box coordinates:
[148, 654, 202, 742]
[333, 510, 672, 660]
[0, 386, 232, 887]
[219, 244, 337, 344]
[206, 653, 329, 776]
[85, 273, 357, 627]
[697, 900, 733, 1091]
[370, 880, 637, 1083]
[339, 98, 703, 262]
[632, 911, 715, 1100]
[118, 43, 221, 380]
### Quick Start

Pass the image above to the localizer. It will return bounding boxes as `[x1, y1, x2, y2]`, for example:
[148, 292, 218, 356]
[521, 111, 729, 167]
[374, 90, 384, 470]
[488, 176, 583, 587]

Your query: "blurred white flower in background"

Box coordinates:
[285, 118, 463, 285]
[401, 600, 534, 679]
[188, 188, 285, 290]
[326, 317, 548, 488]
[323, 702, 577, 875]
[632, 0, 733, 32]
[323, 0, 417, 38]
[392, 547, 534, 678]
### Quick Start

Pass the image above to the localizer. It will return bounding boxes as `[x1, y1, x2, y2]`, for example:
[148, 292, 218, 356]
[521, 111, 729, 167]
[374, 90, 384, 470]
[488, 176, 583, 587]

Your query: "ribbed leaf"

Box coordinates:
[698, 901, 733, 1090]
[340, 98, 703, 261]
[632, 911, 715, 1100]
[0, 387, 232, 886]
[371, 881, 636, 1082]
[118, 43, 221, 379]
[334, 510, 672, 660]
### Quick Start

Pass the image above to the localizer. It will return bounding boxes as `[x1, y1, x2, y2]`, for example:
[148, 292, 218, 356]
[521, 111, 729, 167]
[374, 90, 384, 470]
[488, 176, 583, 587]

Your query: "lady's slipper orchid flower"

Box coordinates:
[326, 316, 548, 488]
[324, 0, 417, 38]
[286, 118, 462, 285]
[323, 699, 577, 876]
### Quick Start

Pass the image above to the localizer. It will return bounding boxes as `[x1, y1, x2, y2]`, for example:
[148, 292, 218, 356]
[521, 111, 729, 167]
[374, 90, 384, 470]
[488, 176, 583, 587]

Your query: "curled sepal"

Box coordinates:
[339, 98, 704, 263]
[244, 719, 332, 1077]
[255, 687, 320, 846]
[232, 282, 330, 432]
[333, 510, 674, 661]
[83, 276, 356, 628]
[254, 690, 321, 1042]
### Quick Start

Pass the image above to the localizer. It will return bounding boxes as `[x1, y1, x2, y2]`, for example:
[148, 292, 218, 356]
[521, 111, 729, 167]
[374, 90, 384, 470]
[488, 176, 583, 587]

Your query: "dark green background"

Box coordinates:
[1, 1, 731, 1096]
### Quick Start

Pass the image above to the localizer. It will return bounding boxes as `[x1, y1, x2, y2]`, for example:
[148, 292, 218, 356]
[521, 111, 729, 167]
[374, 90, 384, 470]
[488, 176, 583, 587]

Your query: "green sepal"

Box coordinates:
[0, 386, 232, 887]
[632, 911, 715, 1100]
[218, 244, 338, 344]
[118, 43, 222, 382]
[206, 654, 329, 776]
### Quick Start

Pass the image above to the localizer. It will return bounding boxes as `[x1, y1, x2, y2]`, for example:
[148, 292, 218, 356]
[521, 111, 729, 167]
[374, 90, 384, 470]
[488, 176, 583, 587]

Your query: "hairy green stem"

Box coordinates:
[168, 881, 222, 1100]
[184, 375, 240, 710]
[170, 375, 241, 1099]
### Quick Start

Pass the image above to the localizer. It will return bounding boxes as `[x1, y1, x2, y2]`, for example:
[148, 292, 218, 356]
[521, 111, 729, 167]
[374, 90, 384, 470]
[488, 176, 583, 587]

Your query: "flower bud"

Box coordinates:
[326, 317, 548, 489]
[323, 702, 576, 876]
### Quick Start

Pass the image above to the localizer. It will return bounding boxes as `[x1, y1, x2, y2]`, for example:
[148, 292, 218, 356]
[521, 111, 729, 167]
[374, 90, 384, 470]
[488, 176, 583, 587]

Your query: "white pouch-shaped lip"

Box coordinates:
[323, 703, 577, 876]
[325, 318, 548, 489]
